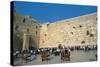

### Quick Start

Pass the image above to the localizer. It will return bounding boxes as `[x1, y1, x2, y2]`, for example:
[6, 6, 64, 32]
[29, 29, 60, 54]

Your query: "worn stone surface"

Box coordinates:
[13, 12, 41, 51]
[39, 13, 97, 48]
[13, 12, 97, 49]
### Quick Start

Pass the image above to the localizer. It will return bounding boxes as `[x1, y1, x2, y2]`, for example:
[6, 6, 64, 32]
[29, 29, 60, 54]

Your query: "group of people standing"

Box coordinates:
[13, 44, 97, 62]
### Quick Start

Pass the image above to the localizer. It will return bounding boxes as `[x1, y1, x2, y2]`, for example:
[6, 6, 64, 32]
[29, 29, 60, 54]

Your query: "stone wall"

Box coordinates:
[13, 12, 41, 51]
[39, 13, 97, 48]
[13, 12, 97, 49]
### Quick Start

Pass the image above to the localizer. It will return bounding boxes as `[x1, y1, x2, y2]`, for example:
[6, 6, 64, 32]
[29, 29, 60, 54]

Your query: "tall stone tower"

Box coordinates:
[13, 12, 41, 51]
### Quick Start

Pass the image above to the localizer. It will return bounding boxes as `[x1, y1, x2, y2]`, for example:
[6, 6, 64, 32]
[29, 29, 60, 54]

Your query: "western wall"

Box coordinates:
[39, 13, 97, 48]
[13, 12, 97, 50]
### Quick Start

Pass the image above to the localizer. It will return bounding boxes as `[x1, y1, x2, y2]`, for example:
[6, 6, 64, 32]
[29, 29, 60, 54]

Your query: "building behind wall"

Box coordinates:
[13, 12, 97, 50]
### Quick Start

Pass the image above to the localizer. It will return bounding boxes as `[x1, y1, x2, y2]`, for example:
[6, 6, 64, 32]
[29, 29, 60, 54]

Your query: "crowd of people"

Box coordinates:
[13, 45, 97, 62]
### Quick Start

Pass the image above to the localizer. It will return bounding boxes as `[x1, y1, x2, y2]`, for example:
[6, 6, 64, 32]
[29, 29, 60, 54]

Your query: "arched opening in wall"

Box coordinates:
[71, 32, 73, 35]
[90, 34, 94, 37]
[29, 36, 37, 49]
[23, 18, 26, 23]
[79, 25, 82, 28]
[73, 26, 76, 29]
[86, 30, 89, 35]
[81, 40, 85, 44]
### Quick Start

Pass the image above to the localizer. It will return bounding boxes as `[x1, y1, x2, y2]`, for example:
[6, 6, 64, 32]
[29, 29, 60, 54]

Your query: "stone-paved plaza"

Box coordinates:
[14, 50, 97, 66]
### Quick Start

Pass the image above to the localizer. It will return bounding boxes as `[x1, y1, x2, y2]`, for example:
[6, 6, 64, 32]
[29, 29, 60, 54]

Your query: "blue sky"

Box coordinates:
[13, 1, 97, 23]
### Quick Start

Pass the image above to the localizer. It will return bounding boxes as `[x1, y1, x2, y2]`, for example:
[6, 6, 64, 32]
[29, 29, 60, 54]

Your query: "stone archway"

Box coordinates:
[29, 35, 37, 50]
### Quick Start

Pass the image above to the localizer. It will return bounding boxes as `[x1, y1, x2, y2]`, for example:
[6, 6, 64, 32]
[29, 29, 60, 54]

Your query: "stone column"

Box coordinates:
[22, 33, 29, 51]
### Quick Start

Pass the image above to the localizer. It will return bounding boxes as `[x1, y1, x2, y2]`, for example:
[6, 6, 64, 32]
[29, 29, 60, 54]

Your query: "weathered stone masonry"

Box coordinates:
[13, 12, 97, 50]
